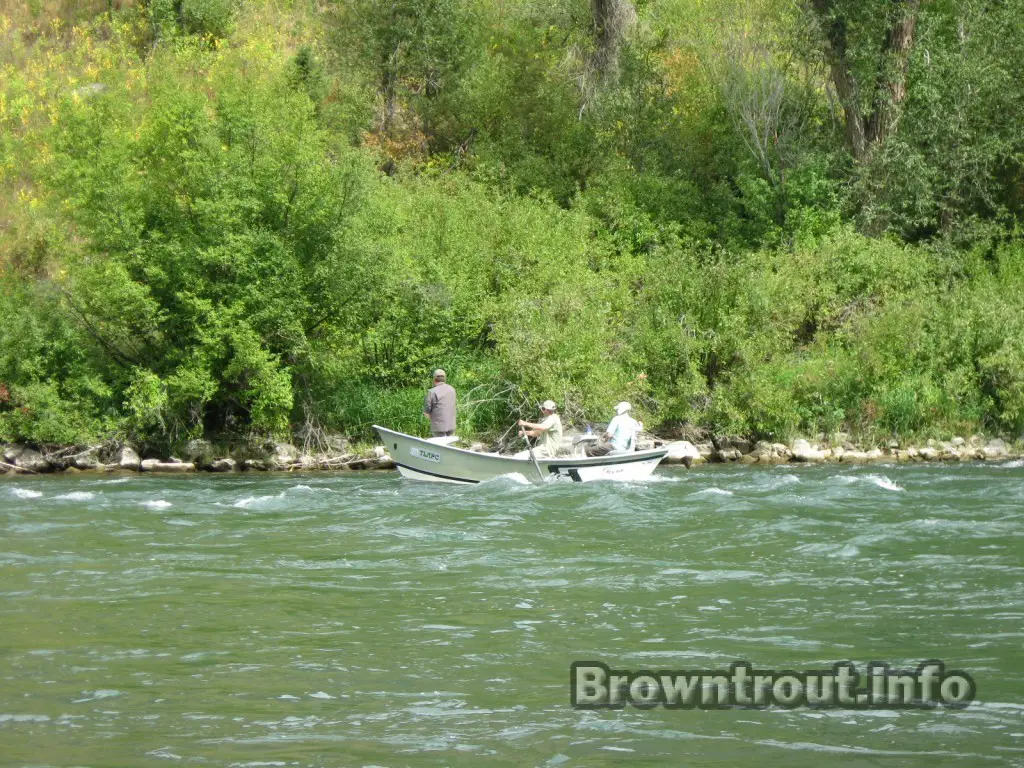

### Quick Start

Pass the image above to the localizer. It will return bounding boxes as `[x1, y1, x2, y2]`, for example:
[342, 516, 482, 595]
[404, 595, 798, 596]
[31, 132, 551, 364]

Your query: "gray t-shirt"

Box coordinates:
[424, 383, 457, 433]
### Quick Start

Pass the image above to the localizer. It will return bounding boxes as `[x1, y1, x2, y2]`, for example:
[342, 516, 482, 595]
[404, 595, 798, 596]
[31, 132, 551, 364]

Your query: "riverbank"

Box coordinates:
[1, 433, 1020, 475]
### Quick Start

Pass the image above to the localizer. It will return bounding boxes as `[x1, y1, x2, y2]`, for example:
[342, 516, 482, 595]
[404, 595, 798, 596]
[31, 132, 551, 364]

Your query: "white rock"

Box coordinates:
[112, 446, 141, 470]
[791, 439, 826, 462]
[141, 459, 195, 473]
[983, 439, 1008, 459]
[3, 444, 51, 472]
[664, 441, 701, 464]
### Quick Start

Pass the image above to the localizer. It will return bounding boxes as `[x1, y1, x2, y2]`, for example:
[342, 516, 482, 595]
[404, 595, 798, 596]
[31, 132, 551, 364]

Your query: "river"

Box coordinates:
[1, 462, 1023, 767]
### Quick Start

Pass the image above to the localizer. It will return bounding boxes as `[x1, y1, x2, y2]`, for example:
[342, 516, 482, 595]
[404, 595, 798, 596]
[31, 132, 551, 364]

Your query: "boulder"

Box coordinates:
[208, 458, 237, 472]
[732, 438, 752, 455]
[712, 436, 748, 460]
[184, 439, 215, 465]
[840, 451, 868, 464]
[709, 436, 742, 461]
[140, 459, 195, 473]
[72, 446, 102, 470]
[111, 446, 141, 471]
[664, 441, 701, 465]
[865, 448, 886, 462]
[270, 443, 302, 469]
[349, 455, 396, 470]
[3, 444, 51, 472]
[951, 436, 965, 447]
[791, 439, 827, 463]
[244, 459, 270, 471]
[919, 447, 939, 461]
[983, 439, 1008, 460]
[694, 441, 715, 459]
[747, 441, 788, 464]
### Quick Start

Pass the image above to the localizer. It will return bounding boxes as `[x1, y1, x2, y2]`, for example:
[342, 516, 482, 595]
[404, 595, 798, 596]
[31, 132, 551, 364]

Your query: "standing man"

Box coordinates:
[518, 400, 563, 458]
[424, 368, 457, 437]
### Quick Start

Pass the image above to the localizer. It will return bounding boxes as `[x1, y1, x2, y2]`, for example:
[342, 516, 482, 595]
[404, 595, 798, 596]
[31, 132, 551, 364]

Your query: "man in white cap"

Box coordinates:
[518, 400, 563, 458]
[587, 402, 643, 455]
[423, 368, 456, 437]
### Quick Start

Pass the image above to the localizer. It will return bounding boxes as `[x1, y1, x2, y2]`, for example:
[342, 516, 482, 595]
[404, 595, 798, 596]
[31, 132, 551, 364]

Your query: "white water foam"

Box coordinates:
[233, 493, 285, 509]
[626, 473, 683, 484]
[866, 475, 904, 492]
[478, 473, 532, 486]
[142, 500, 172, 510]
[54, 491, 95, 501]
[8, 487, 43, 499]
[0, 714, 50, 723]
[695, 487, 734, 496]
[287, 484, 335, 493]
[72, 689, 120, 703]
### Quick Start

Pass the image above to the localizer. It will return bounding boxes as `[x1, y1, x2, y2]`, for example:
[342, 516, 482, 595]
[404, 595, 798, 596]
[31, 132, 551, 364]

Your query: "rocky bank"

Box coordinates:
[0, 433, 1019, 475]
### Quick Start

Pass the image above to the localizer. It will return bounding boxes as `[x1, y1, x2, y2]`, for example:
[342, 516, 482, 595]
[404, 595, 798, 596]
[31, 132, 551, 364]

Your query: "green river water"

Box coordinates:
[1, 463, 1023, 767]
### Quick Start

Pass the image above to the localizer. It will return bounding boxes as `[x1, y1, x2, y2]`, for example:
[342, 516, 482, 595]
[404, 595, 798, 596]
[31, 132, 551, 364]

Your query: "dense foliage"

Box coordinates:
[1, 0, 1023, 450]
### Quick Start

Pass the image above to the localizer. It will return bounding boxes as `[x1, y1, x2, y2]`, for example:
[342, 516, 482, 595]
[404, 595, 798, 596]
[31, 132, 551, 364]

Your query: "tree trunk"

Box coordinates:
[865, 2, 921, 148]
[590, 0, 636, 82]
[811, 0, 924, 161]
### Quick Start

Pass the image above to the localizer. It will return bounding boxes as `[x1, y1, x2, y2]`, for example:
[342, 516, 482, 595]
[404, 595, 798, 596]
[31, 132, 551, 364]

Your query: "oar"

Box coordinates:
[519, 422, 546, 483]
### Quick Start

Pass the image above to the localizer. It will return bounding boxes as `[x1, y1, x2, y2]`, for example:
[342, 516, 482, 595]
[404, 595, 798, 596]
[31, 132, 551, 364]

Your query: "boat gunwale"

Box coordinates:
[373, 425, 669, 467]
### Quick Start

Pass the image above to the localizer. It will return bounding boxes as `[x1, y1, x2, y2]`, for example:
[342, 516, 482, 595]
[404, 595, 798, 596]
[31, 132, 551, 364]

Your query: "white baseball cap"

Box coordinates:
[615, 401, 632, 414]
[541, 400, 557, 412]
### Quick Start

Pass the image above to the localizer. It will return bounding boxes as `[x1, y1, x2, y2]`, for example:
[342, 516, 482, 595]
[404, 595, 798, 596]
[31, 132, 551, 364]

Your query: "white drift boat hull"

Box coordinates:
[374, 425, 669, 484]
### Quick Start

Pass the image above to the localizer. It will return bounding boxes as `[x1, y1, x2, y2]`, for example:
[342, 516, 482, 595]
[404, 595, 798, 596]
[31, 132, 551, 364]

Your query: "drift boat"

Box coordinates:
[374, 425, 669, 484]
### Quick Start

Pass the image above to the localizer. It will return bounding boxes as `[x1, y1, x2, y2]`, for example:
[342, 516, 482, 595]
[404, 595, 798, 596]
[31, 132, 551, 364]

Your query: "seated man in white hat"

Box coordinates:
[517, 400, 564, 458]
[586, 402, 643, 456]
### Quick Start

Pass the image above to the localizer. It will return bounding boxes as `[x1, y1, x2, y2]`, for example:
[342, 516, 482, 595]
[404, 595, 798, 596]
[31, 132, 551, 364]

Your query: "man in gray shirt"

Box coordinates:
[423, 368, 457, 436]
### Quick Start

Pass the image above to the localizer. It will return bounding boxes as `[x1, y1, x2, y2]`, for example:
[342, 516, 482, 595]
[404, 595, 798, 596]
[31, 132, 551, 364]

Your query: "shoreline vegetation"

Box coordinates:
[1, 433, 1019, 476]
[3, 2, 1024, 457]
